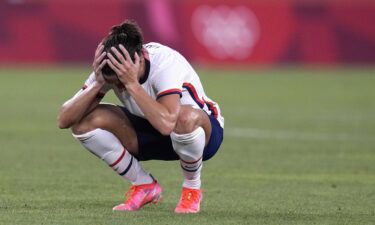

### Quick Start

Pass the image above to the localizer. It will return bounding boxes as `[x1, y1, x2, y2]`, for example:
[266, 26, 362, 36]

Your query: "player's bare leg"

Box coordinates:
[171, 105, 211, 213]
[72, 104, 139, 153]
[71, 104, 162, 211]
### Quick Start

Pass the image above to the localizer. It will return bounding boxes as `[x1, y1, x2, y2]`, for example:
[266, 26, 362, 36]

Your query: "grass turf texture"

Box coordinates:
[0, 66, 374, 225]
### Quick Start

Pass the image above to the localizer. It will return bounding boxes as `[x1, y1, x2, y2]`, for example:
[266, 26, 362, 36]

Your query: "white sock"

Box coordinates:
[171, 127, 205, 189]
[72, 128, 153, 185]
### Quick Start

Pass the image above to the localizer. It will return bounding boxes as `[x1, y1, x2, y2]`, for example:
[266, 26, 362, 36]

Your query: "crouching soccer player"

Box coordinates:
[57, 20, 224, 213]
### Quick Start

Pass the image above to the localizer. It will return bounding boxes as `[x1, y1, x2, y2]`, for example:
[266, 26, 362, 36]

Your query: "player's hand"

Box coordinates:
[106, 44, 141, 88]
[92, 43, 107, 87]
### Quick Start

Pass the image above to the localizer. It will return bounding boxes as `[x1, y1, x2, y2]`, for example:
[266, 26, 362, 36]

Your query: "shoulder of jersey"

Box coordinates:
[144, 42, 177, 68]
[144, 42, 165, 50]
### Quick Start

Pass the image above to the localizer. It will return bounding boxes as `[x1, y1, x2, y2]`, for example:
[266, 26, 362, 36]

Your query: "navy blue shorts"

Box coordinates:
[119, 106, 223, 161]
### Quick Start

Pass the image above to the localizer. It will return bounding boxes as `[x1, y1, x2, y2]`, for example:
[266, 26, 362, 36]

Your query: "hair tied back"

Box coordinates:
[111, 25, 127, 35]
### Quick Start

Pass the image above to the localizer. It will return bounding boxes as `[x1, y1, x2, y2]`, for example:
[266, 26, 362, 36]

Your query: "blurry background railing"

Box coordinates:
[0, 0, 374, 65]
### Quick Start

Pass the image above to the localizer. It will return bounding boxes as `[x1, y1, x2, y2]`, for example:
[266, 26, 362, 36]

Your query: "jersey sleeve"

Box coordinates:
[152, 55, 184, 100]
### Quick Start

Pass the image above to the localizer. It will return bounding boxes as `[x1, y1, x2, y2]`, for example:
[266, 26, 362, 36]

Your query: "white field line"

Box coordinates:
[226, 127, 375, 142]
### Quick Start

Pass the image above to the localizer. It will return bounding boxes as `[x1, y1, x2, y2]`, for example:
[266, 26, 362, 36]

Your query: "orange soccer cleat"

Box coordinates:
[112, 180, 162, 211]
[174, 188, 202, 214]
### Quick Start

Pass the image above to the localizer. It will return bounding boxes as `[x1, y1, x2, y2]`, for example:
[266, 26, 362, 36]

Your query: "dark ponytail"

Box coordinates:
[101, 20, 143, 76]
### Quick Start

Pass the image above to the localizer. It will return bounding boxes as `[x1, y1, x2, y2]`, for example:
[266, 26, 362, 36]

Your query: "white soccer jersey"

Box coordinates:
[80, 42, 224, 128]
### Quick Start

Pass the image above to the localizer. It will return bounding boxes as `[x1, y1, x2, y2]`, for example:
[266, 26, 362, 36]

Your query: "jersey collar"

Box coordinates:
[139, 58, 150, 84]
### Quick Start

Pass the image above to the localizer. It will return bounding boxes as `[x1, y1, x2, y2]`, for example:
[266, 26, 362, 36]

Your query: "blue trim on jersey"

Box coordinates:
[183, 84, 217, 118]
[156, 91, 182, 99]
[182, 85, 204, 108]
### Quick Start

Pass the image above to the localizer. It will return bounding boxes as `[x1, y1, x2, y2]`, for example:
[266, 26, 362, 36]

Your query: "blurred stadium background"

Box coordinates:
[0, 0, 374, 224]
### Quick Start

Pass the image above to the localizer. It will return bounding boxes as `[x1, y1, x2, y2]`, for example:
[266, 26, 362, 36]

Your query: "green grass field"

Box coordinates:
[0, 66, 374, 225]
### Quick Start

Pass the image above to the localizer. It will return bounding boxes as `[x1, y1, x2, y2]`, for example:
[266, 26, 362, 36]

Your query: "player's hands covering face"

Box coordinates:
[106, 45, 141, 88]
[92, 43, 107, 86]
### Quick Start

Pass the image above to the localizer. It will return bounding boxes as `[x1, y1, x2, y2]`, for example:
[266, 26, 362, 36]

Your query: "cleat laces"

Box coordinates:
[180, 190, 199, 208]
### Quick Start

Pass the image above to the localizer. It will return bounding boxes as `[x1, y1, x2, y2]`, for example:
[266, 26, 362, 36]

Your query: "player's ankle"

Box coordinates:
[183, 179, 201, 189]
[133, 174, 154, 186]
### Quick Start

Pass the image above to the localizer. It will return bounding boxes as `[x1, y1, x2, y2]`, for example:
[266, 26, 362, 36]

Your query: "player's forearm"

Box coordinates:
[57, 82, 104, 129]
[127, 84, 179, 135]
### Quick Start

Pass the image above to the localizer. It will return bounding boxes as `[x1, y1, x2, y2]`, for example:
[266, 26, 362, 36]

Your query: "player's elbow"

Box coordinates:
[58, 121, 70, 129]
[57, 110, 74, 129]
[57, 116, 72, 129]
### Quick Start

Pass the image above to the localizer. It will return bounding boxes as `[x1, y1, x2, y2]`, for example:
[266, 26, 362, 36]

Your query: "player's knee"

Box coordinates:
[174, 108, 199, 134]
